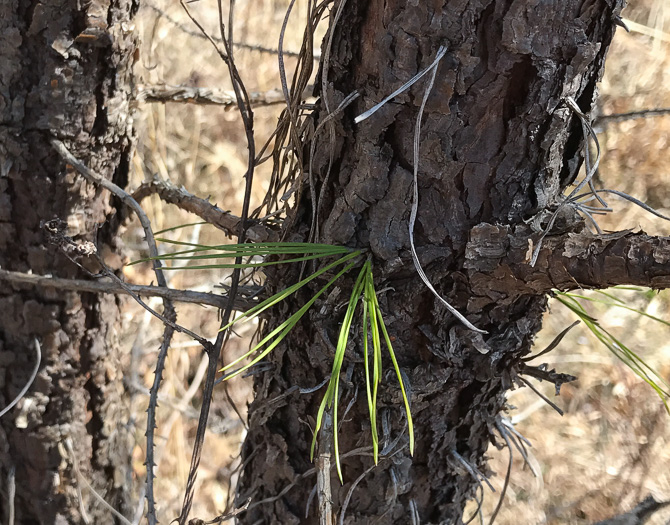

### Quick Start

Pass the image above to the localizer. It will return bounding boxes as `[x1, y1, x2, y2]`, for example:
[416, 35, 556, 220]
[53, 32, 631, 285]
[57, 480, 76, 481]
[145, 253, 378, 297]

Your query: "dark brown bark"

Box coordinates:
[0, 0, 138, 523]
[467, 225, 670, 307]
[237, 1, 629, 524]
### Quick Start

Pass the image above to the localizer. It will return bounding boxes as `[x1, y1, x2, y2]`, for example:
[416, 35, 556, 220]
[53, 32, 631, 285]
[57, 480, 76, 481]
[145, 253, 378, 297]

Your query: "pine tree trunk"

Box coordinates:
[237, 1, 625, 523]
[0, 0, 138, 522]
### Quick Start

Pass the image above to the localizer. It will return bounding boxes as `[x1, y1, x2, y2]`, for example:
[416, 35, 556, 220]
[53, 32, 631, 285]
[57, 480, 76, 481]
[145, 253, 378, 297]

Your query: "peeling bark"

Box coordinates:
[237, 1, 629, 524]
[0, 0, 138, 523]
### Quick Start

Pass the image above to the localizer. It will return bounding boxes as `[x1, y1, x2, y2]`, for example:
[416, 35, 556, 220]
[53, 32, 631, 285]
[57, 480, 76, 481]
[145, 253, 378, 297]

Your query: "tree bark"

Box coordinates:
[0, 0, 138, 523]
[237, 1, 629, 524]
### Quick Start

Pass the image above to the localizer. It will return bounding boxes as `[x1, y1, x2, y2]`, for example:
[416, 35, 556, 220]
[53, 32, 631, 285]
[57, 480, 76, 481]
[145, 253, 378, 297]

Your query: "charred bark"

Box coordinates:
[237, 1, 630, 524]
[0, 0, 138, 523]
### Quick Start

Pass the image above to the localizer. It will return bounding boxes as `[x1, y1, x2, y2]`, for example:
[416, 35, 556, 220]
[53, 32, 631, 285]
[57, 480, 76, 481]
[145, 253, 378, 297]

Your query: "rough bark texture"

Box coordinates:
[238, 1, 627, 524]
[0, 0, 138, 523]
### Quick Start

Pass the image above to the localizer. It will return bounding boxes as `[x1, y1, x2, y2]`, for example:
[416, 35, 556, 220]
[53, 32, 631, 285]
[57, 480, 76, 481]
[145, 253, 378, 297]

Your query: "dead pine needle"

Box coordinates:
[0, 338, 41, 419]
[354, 46, 448, 124]
[488, 422, 514, 525]
[516, 375, 564, 416]
[354, 45, 483, 333]
[407, 47, 485, 334]
[64, 437, 133, 525]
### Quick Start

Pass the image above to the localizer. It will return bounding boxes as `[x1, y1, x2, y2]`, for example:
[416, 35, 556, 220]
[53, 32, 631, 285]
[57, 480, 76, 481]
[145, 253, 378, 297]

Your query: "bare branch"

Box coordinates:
[131, 177, 276, 242]
[175, 0, 261, 520]
[466, 224, 670, 303]
[0, 338, 40, 419]
[51, 140, 169, 287]
[144, 3, 314, 59]
[316, 412, 334, 525]
[0, 269, 256, 310]
[135, 84, 310, 109]
[596, 107, 670, 125]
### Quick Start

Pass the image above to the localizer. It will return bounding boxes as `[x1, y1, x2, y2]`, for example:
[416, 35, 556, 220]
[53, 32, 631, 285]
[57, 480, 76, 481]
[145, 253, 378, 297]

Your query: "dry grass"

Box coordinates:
[119, 0, 670, 522]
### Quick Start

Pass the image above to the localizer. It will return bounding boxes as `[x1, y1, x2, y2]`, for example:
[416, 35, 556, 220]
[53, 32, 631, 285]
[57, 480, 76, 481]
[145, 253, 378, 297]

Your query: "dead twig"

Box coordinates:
[131, 176, 276, 242]
[135, 84, 312, 111]
[51, 140, 168, 287]
[317, 412, 334, 525]
[175, 0, 259, 520]
[50, 139, 177, 524]
[145, 3, 314, 59]
[596, 107, 670, 125]
[191, 498, 251, 524]
[0, 269, 256, 310]
[0, 338, 41, 419]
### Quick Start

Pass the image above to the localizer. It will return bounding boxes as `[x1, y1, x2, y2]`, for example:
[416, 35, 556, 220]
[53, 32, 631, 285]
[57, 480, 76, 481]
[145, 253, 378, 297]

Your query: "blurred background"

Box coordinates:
[120, 0, 670, 522]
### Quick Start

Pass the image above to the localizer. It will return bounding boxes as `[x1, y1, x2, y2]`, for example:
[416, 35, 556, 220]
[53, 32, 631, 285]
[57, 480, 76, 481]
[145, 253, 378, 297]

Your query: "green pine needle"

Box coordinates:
[130, 240, 351, 267]
[220, 251, 361, 332]
[311, 262, 414, 483]
[554, 291, 670, 414]
[220, 258, 358, 381]
[145, 234, 416, 481]
[311, 261, 369, 483]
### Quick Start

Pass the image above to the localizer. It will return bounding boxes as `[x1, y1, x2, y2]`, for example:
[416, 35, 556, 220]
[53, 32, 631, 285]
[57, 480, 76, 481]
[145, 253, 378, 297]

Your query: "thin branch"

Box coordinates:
[135, 84, 312, 110]
[175, 0, 259, 520]
[0, 269, 256, 310]
[0, 338, 40, 419]
[317, 412, 334, 525]
[50, 139, 177, 524]
[467, 227, 670, 296]
[51, 140, 168, 287]
[197, 498, 251, 524]
[596, 107, 670, 125]
[144, 3, 316, 59]
[93, 260, 211, 347]
[131, 177, 276, 242]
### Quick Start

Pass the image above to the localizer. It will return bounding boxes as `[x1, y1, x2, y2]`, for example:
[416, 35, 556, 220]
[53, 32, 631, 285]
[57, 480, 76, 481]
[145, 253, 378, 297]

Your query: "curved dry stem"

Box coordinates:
[0, 338, 41, 419]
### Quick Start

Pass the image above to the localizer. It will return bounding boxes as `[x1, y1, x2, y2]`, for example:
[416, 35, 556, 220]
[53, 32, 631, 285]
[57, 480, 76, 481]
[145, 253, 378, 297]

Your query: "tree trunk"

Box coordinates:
[0, 0, 138, 523]
[237, 1, 629, 524]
